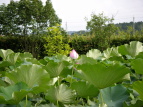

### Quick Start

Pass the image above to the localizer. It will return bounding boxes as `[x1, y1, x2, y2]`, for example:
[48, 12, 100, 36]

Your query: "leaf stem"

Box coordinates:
[57, 100, 59, 107]
[70, 68, 74, 86]
[58, 76, 60, 86]
[25, 95, 28, 107]
[99, 90, 105, 107]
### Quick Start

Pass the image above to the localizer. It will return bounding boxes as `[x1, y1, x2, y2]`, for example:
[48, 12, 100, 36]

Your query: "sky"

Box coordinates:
[0, 0, 143, 31]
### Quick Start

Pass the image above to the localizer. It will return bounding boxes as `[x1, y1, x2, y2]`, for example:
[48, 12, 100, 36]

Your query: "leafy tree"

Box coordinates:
[116, 21, 143, 31]
[43, 24, 71, 56]
[0, 0, 61, 36]
[86, 13, 117, 50]
[0, 1, 20, 36]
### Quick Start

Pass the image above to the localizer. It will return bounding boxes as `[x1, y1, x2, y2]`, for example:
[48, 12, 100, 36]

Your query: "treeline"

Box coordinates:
[70, 21, 143, 35]
[0, 0, 61, 36]
[1, 32, 143, 59]
[0, 1, 143, 58]
[116, 21, 143, 31]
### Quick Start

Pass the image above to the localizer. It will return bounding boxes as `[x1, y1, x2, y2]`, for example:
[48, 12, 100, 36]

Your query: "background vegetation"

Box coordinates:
[0, 0, 143, 59]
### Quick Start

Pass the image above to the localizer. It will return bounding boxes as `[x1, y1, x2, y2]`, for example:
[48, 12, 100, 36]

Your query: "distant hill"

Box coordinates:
[68, 30, 88, 35]
[115, 21, 143, 31]
[68, 21, 143, 35]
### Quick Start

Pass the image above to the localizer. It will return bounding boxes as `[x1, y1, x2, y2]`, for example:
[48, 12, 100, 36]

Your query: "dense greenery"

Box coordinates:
[116, 21, 143, 31]
[0, 41, 143, 106]
[0, 0, 61, 36]
[43, 25, 71, 56]
[86, 13, 117, 50]
[1, 31, 143, 58]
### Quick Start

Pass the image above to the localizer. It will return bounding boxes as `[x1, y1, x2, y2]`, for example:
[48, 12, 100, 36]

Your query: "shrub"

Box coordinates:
[43, 24, 71, 56]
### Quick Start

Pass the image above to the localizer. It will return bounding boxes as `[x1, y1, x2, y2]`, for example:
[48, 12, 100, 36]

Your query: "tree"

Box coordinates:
[86, 13, 117, 50]
[0, 1, 20, 36]
[0, 0, 61, 36]
[43, 24, 71, 56]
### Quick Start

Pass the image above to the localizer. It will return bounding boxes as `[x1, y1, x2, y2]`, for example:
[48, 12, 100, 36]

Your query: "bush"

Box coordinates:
[43, 25, 71, 56]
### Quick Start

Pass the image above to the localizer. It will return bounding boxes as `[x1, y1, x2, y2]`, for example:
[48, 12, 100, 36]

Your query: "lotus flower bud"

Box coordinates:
[70, 49, 79, 59]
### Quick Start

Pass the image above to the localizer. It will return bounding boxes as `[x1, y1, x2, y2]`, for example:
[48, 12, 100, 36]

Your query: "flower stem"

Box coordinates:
[70, 68, 74, 86]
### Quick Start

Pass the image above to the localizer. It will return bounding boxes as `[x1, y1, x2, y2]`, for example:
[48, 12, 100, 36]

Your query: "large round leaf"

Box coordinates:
[77, 63, 130, 89]
[6, 64, 50, 88]
[131, 58, 143, 74]
[118, 41, 143, 57]
[103, 47, 121, 59]
[45, 84, 74, 104]
[71, 81, 99, 98]
[18, 52, 33, 61]
[43, 61, 69, 78]
[133, 81, 143, 101]
[123, 100, 143, 107]
[0, 82, 29, 105]
[38, 104, 57, 107]
[0, 61, 12, 68]
[0, 49, 14, 60]
[6, 53, 20, 65]
[76, 55, 97, 65]
[99, 85, 129, 107]
[86, 49, 102, 60]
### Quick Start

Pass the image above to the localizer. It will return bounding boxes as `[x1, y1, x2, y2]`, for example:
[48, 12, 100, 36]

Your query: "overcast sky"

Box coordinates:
[0, 0, 143, 31]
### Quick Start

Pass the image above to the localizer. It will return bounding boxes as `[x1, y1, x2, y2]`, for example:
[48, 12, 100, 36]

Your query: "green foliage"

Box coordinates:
[133, 81, 143, 101]
[71, 81, 99, 98]
[0, 36, 45, 59]
[45, 84, 75, 104]
[86, 12, 117, 50]
[43, 25, 71, 56]
[0, 82, 30, 104]
[99, 85, 129, 107]
[0, 0, 61, 36]
[77, 62, 130, 89]
[1, 41, 143, 106]
[118, 41, 143, 57]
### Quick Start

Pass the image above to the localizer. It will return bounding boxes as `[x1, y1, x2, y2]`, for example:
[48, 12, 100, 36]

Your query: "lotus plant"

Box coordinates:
[69, 49, 79, 59]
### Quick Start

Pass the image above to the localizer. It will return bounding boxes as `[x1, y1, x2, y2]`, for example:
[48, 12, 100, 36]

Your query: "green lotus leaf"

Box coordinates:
[131, 58, 143, 74]
[59, 67, 72, 78]
[135, 52, 143, 59]
[71, 81, 99, 98]
[133, 81, 143, 101]
[0, 82, 29, 105]
[0, 79, 7, 87]
[18, 52, 33, 61]
[74, 70, 86, 81]
[99, 85, 129, 107]
[103, 47, 121, 59]
[0, 61, 12, 68]
[45, 84, 75, 104]
[18, 100, 33, 107]
[67, 105, 87, 107]
[123, 100, 143, 107]
[6, 53, 20, 65]
[86, 49, 102, 60]
[118, 41, 143, 57]
[6, 64, 50, 88]
[38, 103, 57, 107]
[76, 55, 97, 65]
[0, 49, 14, 60]
[44, 55, 71, 63]
[43, 61, 69, 78]
[22, 58, 41, 65]
[55, 54, 71, 62]
[77, 63, 130, 89]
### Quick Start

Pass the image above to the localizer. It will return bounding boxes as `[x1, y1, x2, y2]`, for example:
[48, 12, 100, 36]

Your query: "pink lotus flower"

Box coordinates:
[70, 49, 79, 59]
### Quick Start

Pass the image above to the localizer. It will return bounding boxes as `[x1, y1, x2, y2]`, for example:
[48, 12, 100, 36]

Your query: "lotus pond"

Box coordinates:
[0, 41, 143, 107]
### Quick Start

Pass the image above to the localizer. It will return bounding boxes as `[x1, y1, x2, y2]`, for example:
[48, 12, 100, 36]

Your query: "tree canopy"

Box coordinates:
[0, 0, 61, 36]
